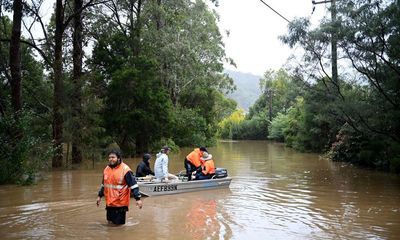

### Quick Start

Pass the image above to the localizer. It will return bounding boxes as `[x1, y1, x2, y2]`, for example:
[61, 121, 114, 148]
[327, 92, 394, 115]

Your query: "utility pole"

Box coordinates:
[312, 0, 338, 85]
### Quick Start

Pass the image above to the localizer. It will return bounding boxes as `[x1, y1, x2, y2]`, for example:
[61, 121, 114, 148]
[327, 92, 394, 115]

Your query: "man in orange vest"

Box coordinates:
[96, 149, 143, 224]
[184, 146, 207, 181]
[192, 151, 215, 180]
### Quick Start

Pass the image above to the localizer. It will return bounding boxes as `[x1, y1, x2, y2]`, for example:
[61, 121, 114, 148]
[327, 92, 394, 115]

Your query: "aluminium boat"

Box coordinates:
[136, 168, 232, 197]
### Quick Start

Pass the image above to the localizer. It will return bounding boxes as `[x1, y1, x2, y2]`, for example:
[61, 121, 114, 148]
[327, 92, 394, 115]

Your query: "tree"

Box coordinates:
[278, 0, 400, 171]
[0, 14, 51, 184]
[89, 0, 235, 150]
[281, 0, 400, 143]
[336, 0, 400, 142]
[71, 0, 84, 164]
[249, 68, 300, 121]
[217, 109, 245, 139]
[103, 59, 173, 154]
[51, 0, 65, 167]
[141, 0, 235, 106]
[9, 0, 23, 115]
[19, 0, 99, 167]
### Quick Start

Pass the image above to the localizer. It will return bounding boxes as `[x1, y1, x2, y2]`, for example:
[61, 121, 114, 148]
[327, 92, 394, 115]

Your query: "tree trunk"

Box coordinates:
[0, 91, 5, 116]
[9, 0, 23, 115]
[132, 0, 142, 57]
[71, 0, 83, 164]
[155, 0, 162, 30]
[331, 0, 338, 87]
[52, 0, 64, 168]
[66, 142, 70, 168]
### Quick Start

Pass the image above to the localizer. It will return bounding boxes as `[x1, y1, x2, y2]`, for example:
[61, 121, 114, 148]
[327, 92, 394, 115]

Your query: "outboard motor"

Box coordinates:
[214, 168, 228, 178]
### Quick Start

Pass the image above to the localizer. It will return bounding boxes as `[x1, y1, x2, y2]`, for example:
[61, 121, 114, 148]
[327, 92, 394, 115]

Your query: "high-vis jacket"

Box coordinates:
[102, 162, 138, 207]
[202, 159, 215, 175]
[186, 148, 203, 167]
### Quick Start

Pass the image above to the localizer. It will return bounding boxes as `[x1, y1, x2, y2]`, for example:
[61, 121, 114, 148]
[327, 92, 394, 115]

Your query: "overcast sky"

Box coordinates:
[214, 0, 328, 76]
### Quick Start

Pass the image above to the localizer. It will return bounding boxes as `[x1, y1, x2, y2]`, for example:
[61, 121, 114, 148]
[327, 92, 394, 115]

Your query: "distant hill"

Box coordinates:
[225, 70, 262, 112]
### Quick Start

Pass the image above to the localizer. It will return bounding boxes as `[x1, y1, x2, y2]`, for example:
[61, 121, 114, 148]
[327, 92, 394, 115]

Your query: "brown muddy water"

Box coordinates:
[0, 140, 399, 239]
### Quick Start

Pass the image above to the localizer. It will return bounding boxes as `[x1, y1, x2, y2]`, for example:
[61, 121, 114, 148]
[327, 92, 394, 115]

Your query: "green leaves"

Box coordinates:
[142, 0, 233, 104]
[103, 59, 173, 153]
[272, 0, 400, 171]
[88, 0, 235, 151]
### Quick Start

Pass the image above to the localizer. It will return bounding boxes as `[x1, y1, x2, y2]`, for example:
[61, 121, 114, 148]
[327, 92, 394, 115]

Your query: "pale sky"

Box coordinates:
[215, 0, 328, 76]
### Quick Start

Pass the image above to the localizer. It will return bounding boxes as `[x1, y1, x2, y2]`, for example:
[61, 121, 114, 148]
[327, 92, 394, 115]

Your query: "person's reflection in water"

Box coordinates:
[185, 199, 219, 239]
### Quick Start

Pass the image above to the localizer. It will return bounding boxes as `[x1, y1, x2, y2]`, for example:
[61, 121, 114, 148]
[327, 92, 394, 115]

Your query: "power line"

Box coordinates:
[259, 0, 291, 23]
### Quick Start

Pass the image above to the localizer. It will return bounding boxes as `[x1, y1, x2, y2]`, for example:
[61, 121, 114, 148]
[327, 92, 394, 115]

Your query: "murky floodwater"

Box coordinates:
[0, 140, 399, 239]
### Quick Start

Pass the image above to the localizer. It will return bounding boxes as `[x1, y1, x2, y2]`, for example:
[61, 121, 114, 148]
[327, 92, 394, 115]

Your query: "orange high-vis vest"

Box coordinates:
[186, 148, 203, 167]
[202, 159, 215, 175]
[103, 162, 131, 207]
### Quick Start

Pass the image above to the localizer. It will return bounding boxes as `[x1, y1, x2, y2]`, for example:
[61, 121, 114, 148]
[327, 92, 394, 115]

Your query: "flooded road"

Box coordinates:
[0, 140, 399, 239]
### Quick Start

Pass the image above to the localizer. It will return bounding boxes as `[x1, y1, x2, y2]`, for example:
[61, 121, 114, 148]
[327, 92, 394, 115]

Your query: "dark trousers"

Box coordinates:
[106, 206, 128, 225]
[195, 172, 214, 180]
[184, 158, 197, 181]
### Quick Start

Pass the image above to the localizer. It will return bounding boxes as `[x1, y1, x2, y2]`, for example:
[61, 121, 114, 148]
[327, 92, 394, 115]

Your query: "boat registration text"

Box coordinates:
[153, 185, 178, 192]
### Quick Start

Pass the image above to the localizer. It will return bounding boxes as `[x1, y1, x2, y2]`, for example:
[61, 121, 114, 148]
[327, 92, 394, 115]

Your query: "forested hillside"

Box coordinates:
[225, 70, 261, 112]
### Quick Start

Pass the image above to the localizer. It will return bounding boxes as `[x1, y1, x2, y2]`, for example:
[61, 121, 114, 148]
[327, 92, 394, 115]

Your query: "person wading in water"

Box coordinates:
[96, 149, 143, 225]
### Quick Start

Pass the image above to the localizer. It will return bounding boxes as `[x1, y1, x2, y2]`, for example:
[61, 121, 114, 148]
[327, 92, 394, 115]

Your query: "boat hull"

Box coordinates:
[137, 177, 232, 197]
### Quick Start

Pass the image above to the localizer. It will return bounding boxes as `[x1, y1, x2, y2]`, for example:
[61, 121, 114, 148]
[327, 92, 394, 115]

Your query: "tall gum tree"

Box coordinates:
[71, 0, 84, 164]
[9, 0, 23, 115]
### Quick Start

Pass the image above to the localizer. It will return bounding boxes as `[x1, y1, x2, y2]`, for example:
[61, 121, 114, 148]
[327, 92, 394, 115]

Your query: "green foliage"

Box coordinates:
[217, 109, 245, 139]
[229, 68, 301, 141]
[268, 81, 348, 152]
[300, 82, 343, 151]
[0, 110, 51, 184]
[219, 107, 269, 140]
[3, 0, 398, 177]
[170, 107, 208, 147]
[329, 124, 364, 164]
[268, 113, 289, 142]
[179, 86, 236, 143]
[103, 59, 173, 154]
[329, 124, 395, 171]
[0, 116, 25, 184]
[88, 1, 235, 151]
[149, 138, 179, 153]
[269, 97, 309, 150]
[141, 0, 235, 105]
[90, 31, 132, 80]
[232, 115, 269, 140]
[248, 68, 300, 120]
[276, 0, 400, 172]
[64, 73, 109, 160]
[212, 91, 237, 124]
[0, 16, 52, 183]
